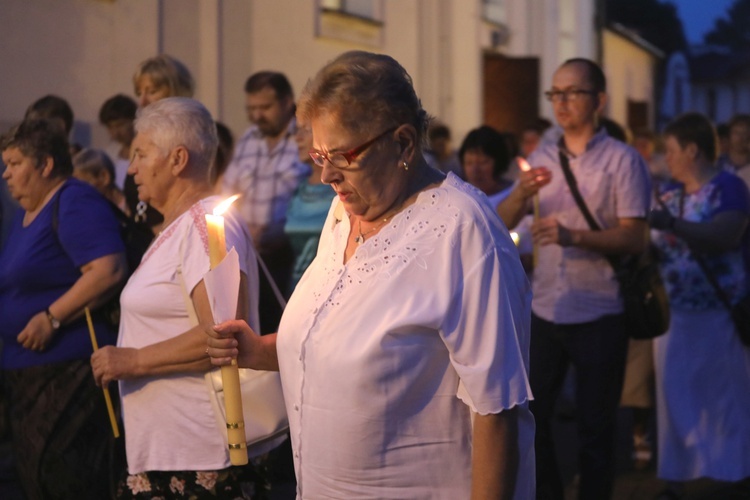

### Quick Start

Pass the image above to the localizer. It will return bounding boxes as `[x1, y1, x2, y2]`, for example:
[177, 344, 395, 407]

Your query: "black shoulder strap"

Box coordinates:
[654, 194, 733, 311]
[558, 150, 601, 231]
[558, 150, 623, 271]
[51, 180, 71, 236]
[693, 253, 734, 310]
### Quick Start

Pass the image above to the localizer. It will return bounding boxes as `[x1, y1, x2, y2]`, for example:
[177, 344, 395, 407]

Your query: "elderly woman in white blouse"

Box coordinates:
[90, 97, 267, 499]
[207, 51, 535, 499]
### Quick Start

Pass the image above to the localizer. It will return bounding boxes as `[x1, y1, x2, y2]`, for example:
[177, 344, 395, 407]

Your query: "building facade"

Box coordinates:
[1, 0, 604, 149]
[602, 23, 663, 135]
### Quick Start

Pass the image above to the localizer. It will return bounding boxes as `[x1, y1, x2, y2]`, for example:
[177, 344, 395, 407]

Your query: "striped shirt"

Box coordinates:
[222, 118, 310, 250]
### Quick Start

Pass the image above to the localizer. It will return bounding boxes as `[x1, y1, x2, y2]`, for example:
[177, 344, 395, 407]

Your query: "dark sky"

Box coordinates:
[669, 0, 736, 44]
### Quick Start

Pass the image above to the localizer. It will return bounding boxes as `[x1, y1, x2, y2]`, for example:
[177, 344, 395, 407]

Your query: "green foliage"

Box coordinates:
[606, 0, 688, 54]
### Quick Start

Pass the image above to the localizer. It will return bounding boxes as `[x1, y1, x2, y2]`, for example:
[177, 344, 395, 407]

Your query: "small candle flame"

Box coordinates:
[510, 231, 520, 246]
[213, 194, 240, 216]
[517, 156, 531, 172]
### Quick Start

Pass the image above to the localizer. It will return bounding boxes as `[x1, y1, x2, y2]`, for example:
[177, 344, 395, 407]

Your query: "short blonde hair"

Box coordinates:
[133, 54, 195, 98]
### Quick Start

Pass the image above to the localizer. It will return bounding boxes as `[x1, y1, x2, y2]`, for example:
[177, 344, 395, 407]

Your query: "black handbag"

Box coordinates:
[558, 151, 670, 339]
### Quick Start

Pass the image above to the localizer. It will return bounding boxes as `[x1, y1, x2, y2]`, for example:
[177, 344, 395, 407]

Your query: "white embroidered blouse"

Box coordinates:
[277, 173, 535, 499]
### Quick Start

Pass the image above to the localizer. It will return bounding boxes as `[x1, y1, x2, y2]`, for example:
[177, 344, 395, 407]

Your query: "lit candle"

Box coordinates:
[517, 157, 540, 268]
[510, 231, 520, 247]
[205, 194, 247, 466]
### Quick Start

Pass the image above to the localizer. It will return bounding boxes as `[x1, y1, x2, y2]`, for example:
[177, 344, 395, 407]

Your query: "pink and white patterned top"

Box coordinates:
[118, 196, 259, 474]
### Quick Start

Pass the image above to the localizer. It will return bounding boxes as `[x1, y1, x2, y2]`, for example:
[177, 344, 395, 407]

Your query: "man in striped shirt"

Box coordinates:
[223, 71, 310, 333]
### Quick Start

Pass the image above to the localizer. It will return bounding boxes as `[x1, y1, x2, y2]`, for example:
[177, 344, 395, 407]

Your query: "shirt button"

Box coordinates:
[295, 452, 300, 458]
[294, 404, 299, 411]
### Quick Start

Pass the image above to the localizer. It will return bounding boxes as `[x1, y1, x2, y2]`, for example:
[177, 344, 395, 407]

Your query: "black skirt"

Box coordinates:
[3, 358, 124, 500]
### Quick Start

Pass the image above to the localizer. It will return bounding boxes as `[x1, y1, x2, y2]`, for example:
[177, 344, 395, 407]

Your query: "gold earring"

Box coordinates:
[402, 161, 408, 171]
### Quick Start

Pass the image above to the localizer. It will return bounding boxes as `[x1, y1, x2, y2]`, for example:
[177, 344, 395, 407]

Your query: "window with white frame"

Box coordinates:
[316, 0, 384, 47]
[321, 0, 380, 21]
[483, 0, 506, 24]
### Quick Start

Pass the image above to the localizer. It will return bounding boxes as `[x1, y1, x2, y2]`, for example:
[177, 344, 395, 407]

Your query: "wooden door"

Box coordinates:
[483, 54, 540, 136]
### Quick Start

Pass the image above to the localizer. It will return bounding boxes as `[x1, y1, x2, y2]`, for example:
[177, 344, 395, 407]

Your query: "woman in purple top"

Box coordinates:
[0, 119, 127, 499]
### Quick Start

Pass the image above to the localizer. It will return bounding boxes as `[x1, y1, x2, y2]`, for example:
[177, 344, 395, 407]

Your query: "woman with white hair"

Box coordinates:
[90, 97, 265, 498]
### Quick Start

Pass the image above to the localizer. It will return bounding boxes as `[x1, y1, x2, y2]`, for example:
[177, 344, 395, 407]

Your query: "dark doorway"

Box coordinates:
[483, 54, 540, 136]
[627, 99, 649, 132]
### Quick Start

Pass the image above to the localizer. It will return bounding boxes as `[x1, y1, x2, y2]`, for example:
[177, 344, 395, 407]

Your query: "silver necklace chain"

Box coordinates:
[355, 216, 391, 245]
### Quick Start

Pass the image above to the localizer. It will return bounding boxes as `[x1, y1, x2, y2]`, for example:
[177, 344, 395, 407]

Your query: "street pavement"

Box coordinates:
[557, 407, 750, 500]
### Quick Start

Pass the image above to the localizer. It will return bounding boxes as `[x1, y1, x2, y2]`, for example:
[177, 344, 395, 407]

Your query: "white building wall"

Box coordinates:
[717, 85, 740, 123]
[0, 0, 159, 147]
[574, 0, 597, 61]
[659, 52, 692, 130]
[520, 0, 597, 120]
[506, 0, 532, 56]
[0, 0, 599, 150]
[446, 0, 483, 139]
[218, 0, 255, 135]
[415, 0, 445, 121]
[692, 83, 750, 125]
[601, 29, 660, 129]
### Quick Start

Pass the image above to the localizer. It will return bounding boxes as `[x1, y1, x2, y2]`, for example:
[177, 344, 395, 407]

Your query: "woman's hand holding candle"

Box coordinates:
[205, 195, 248, 466]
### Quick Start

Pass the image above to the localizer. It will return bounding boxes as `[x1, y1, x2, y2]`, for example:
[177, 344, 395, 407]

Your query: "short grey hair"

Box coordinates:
[298, 51, 431, 148]
[73, 148, 116, 186]
[134, 97, 217, 175]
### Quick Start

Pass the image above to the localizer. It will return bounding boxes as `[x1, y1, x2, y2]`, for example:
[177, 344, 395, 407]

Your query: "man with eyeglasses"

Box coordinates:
[498, 58, 651, 500]
[222, 71, 310, 334]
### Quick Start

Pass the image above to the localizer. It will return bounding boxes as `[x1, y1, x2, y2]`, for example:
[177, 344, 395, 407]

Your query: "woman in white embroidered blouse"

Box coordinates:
[90, 97, 267, 498]
[207, 51, 535, 499]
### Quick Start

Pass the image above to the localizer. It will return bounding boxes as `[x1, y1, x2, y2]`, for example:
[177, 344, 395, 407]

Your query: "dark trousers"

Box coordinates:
[530, 313, 629, 500]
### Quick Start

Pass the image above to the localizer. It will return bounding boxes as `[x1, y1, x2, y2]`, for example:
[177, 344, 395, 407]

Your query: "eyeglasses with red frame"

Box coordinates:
[309, 126, 397, 169]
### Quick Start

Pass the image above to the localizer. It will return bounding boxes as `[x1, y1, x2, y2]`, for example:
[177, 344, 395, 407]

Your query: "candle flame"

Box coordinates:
[213, 194, 240, 216]
[517, 156, 531, 172]
[510, 231, 520, 246]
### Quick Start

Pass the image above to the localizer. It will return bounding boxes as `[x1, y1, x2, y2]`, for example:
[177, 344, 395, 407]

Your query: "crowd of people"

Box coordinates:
[0, 50, 748, 500]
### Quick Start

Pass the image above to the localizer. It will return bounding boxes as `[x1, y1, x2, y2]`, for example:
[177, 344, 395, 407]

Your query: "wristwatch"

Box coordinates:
[45, 308, 61, 330]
